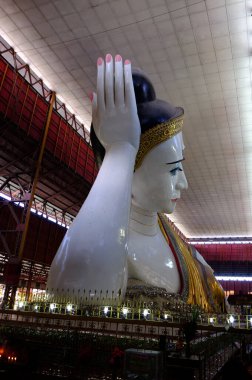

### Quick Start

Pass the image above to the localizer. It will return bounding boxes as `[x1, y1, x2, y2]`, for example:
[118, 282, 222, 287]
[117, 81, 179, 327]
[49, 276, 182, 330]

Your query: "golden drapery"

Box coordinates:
[158, 214, 226, 313]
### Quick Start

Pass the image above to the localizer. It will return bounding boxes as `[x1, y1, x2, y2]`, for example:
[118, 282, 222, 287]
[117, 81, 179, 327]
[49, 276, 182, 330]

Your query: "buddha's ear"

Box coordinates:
[90, 123, 105, 169]
[181, 134, 185, 151]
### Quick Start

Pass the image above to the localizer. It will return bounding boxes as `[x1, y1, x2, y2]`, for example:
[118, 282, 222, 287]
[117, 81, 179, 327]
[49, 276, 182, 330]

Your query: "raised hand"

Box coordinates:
[47, 54, 140, 304]
[92, 54, 140, 152]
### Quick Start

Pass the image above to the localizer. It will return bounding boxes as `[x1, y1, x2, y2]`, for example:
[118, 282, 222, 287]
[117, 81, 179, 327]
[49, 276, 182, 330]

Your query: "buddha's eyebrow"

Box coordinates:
[166, 158, 185, 165]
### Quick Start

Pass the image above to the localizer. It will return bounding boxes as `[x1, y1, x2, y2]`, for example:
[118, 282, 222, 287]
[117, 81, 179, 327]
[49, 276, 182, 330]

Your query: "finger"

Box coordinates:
[115, 54, 124, 107]
[97, 57, 105, 111]
[105, 53, 114, 110]
[124, 59, 137, 111]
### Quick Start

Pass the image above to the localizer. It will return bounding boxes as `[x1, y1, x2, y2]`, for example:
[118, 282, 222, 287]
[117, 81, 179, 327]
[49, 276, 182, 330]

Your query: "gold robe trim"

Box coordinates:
[158, 214, 226, 313]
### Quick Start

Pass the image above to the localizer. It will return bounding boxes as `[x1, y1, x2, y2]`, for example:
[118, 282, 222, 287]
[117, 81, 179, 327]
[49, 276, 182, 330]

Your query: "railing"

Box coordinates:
[4, 300, 252, 331]
[1, 309, 251, 341]
[0, 309, 249, 380]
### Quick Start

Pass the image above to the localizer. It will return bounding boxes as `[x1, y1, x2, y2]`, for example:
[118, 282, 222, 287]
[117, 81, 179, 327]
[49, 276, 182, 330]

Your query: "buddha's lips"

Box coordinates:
[171, 198, 178, 202]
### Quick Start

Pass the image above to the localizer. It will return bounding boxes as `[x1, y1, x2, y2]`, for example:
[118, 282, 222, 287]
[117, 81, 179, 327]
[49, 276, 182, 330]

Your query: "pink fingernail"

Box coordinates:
[125, 59, 131, 65]
[106, 54, 112, 63]
[115, 54, 122, 62]
[97, 57, 103, 66]
[89, 92, 93, 102]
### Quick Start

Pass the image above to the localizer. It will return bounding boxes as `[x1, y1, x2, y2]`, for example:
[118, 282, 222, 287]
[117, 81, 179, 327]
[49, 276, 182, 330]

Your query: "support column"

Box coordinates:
[18, 91, 56, 260]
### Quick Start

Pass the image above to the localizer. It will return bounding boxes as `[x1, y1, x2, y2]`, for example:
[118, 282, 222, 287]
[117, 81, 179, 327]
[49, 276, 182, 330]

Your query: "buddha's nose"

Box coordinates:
[176, 170, 188, 190]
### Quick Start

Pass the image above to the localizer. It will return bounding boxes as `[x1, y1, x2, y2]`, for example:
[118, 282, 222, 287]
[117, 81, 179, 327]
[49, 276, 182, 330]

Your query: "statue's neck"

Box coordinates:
[129, 204, 158, 236]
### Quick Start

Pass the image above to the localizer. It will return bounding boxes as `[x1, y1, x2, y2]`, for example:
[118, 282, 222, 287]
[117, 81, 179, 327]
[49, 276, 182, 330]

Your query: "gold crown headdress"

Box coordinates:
[134, 115, 184, 170]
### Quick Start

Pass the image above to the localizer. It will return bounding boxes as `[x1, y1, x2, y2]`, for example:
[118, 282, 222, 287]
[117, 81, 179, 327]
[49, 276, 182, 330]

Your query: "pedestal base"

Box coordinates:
[125, 279, 189, 313]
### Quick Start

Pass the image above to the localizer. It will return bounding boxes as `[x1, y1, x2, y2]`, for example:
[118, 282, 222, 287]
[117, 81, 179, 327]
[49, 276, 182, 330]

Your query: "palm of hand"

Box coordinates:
[92, 55, 140, 151]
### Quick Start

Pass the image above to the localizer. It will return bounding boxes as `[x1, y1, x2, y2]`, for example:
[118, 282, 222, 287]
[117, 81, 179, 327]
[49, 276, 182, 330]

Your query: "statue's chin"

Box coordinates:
[160, 205, 176, 214]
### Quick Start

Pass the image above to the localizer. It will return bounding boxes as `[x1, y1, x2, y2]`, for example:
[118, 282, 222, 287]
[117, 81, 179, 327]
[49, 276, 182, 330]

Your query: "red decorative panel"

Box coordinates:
[219, 280, 252, 295]
[0, 202, 66, 265]
[0, 55, 97, 185]
[24, 215, 66, 265]
[195, 244, 252, 262]
[3, 258, 22, 286]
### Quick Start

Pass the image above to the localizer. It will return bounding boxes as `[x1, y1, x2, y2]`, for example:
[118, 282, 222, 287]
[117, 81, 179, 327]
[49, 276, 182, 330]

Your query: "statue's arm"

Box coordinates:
[47, 55, 140, 299]
[83, 54, 140, 255]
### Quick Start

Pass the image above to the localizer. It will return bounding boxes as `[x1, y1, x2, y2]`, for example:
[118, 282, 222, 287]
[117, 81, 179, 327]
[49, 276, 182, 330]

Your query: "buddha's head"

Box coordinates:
[90, 69, 188, 213]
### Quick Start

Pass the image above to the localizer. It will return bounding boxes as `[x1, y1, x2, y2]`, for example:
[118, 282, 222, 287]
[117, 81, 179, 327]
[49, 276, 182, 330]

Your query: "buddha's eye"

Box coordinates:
[170, 167, 182, 176]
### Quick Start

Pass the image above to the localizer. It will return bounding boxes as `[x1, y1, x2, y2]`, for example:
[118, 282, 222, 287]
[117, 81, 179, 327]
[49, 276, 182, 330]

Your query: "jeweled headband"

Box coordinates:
[134, 115, 184, 170]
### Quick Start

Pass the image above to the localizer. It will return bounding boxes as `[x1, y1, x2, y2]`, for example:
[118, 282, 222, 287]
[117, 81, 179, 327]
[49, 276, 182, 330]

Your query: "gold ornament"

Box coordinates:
[135, 115, 184, 170]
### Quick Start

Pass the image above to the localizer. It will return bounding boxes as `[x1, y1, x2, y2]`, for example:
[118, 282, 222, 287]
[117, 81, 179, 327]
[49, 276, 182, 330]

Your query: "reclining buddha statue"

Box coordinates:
[47, 54, 226, 313]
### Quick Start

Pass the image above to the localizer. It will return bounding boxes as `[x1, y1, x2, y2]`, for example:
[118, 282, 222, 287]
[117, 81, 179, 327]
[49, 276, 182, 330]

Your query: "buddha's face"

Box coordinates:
[132, 132, 188, 213]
